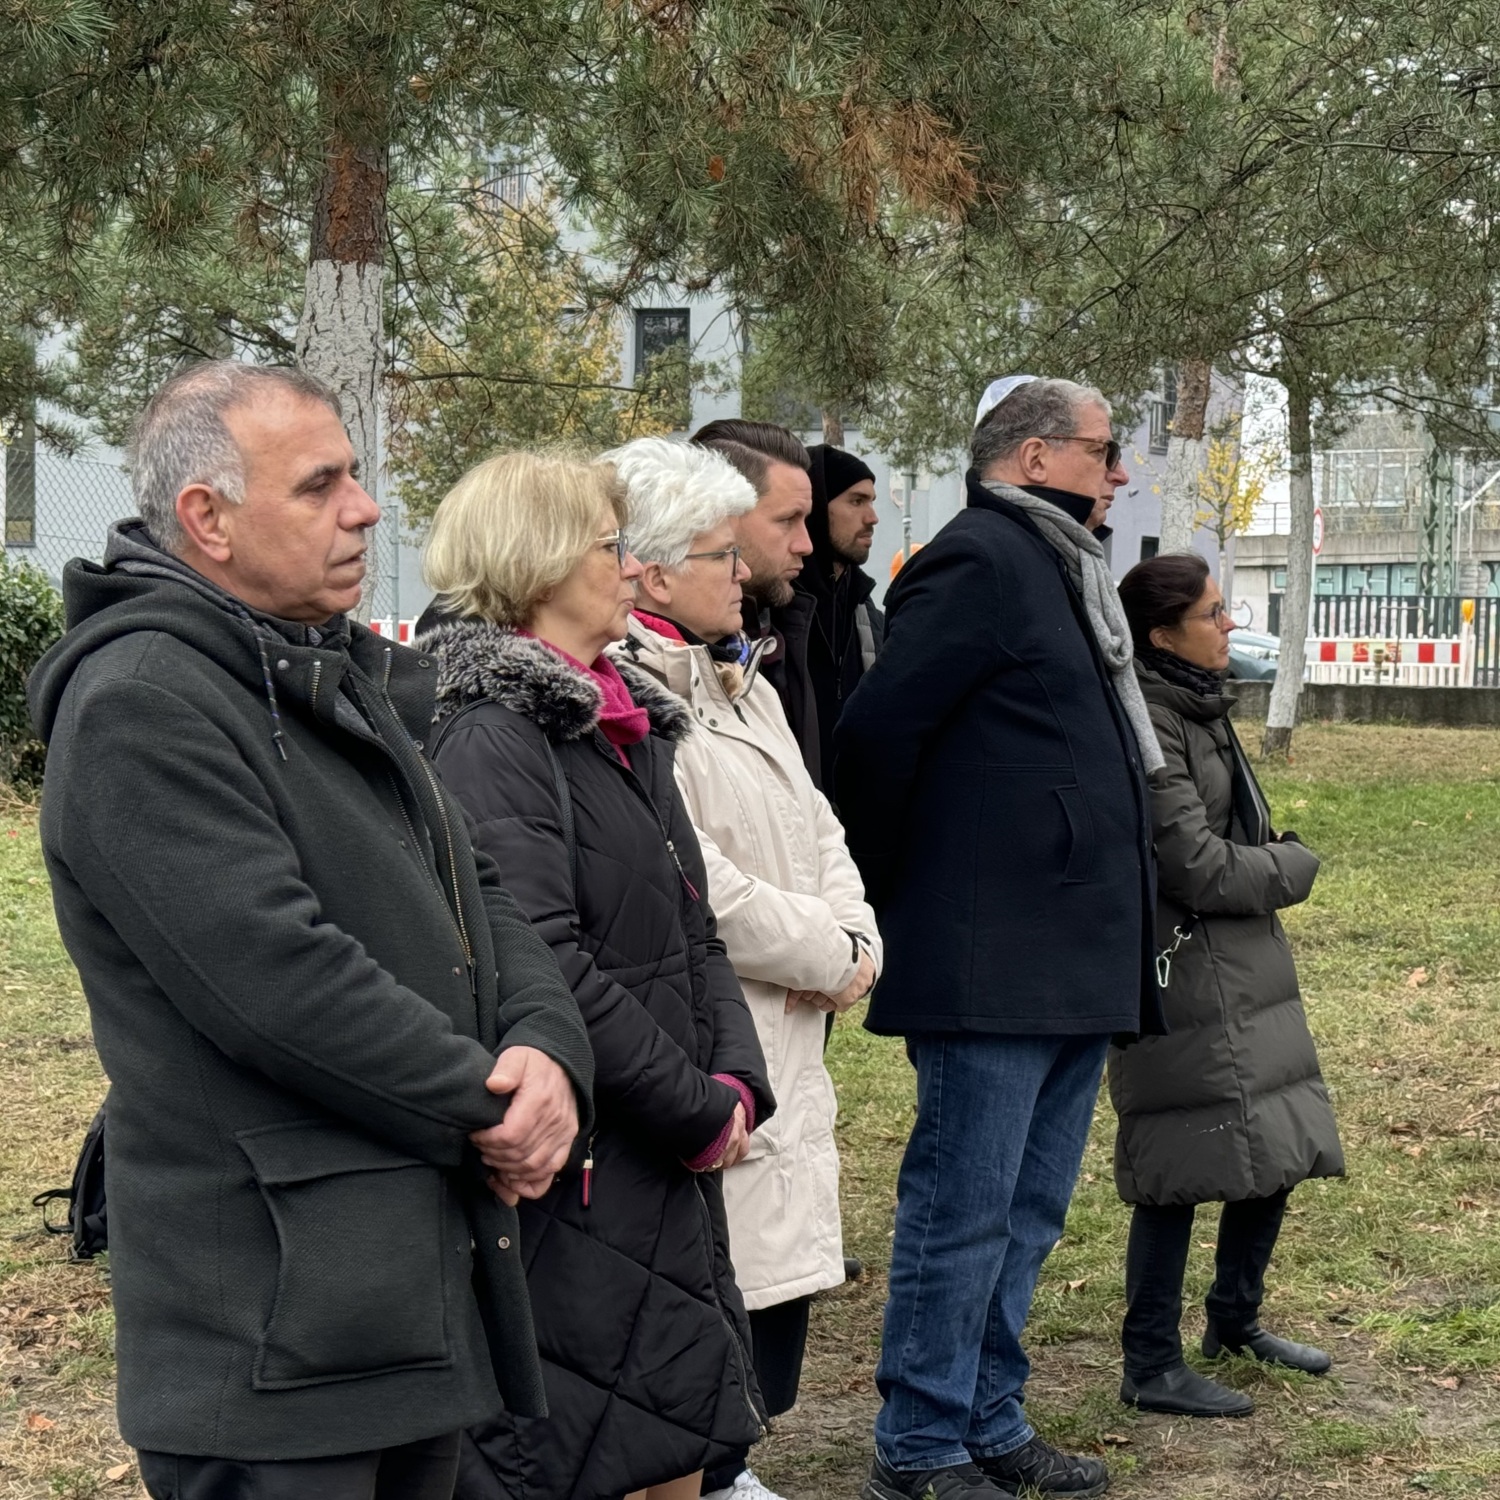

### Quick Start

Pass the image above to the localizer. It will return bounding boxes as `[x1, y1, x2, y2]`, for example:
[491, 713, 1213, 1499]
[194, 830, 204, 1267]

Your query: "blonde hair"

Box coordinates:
[423, 450, 628, 625]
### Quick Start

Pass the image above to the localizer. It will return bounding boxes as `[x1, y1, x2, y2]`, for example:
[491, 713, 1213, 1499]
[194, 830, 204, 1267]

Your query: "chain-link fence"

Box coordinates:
[2, 444, 413, 625]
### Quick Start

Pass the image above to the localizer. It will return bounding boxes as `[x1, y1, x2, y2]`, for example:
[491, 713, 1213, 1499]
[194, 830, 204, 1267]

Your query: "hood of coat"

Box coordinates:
[28, 519, 427, 749]
[1134, 659, 1237, 725]
[617, 612, 769, 706]
[419, 614, 693, 744]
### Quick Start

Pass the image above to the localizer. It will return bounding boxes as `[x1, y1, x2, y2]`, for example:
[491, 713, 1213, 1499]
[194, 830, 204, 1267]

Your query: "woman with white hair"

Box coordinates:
[606, 437, 882, 1500]
[415, 450, 774, 1500]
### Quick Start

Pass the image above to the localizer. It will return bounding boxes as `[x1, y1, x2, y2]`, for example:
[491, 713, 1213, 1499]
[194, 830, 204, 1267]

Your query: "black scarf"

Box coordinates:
[1138, 644, 1225, 699]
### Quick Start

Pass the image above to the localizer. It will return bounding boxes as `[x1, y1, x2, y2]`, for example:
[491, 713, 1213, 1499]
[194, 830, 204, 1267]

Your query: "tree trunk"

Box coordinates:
[1263, 371, 1313, 758]
[1158, 358, 1213, 554]
[821, 407, 845, 447]
[1219, 538, 1235, 612]
[296, 133, 388, 622]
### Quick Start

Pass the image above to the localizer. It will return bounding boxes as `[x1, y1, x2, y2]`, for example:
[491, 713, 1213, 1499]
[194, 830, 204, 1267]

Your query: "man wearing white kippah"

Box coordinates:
[836, 377, 1167, 1500]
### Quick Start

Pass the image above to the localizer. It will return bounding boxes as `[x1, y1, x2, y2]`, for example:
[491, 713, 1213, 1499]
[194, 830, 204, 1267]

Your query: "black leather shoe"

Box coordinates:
[1120, 1363, 1255, 1418]
[1203, 1322, 1332, 1374]
[862, 1457, 1016, 1500]
[972, 1436, 1108, 1497]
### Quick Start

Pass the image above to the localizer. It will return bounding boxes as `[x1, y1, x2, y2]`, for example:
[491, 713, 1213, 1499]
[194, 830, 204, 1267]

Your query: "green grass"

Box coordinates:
[2, 723, 1500, 1497]
[765, 721, 1500, 1498]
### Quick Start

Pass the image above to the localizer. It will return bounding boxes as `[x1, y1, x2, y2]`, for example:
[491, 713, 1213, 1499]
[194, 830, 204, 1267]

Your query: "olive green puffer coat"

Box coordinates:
[1107, 665, 1344, 1206]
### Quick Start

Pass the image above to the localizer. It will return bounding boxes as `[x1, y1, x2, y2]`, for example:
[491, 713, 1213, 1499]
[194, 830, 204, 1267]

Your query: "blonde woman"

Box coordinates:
[416, 451, 774, 1500]
[606, 438, 881, 1500]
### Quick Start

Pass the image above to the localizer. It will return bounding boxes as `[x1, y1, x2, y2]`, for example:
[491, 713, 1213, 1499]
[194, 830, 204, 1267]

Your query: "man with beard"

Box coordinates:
[689, 420, 816, 756]
[793, 445, 883, 793]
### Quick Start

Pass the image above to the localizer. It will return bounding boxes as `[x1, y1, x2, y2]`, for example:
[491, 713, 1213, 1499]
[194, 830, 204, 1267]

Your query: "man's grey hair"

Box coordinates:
[600, 436, 757, 568]
[970, 377, 1111, 473]
[130, 360, 342, 550]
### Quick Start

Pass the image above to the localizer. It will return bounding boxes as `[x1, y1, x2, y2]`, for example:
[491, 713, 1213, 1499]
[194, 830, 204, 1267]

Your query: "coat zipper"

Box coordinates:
[691, 1176, 765, 1437]
[581, 1133, 595, 1208]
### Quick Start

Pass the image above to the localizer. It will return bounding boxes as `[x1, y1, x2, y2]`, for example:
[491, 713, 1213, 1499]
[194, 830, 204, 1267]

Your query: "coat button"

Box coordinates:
[418, 658, 431, 668]
[497, 1236, 511, 1250]
[709, 718, 718, 727]
[412, 739, 424, 750]
[453, 966, 463, 976]
[276, 658, 290, 671]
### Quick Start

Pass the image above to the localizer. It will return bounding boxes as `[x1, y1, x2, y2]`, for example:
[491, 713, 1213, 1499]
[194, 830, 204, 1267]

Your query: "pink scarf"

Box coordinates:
[523, 631, 649, 761]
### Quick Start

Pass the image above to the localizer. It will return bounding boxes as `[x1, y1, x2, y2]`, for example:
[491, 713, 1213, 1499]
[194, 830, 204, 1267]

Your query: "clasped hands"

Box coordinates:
[784, 949, 876, 1015]
[469, 1046, 579, 1206]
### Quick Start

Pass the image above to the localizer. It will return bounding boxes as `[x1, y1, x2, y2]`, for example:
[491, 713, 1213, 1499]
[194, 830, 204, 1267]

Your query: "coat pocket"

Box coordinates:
[235, 1120, 452, 1389]
[1053, 784, 1096, 884]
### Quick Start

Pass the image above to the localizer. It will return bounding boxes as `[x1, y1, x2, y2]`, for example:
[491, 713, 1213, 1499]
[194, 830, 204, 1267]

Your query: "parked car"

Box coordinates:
[1227, 629, 1281, 681]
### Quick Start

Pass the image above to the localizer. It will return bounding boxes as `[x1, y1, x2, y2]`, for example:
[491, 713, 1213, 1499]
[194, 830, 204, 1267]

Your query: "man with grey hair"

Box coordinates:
[835, 376, 1166, 1500]
[28, 360, 593, 1500]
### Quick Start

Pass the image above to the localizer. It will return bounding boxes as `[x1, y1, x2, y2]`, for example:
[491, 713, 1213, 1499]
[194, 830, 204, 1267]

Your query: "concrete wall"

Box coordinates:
[1228, 679, 1500, 727]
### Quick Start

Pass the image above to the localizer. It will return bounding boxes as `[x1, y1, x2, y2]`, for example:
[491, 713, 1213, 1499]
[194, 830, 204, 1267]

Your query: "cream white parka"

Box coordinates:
[616, 614, 882, 1309]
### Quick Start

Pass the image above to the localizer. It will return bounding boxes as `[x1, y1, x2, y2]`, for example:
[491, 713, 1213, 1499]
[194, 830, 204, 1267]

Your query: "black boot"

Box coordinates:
[1203, 1322, 1331, 1374]
[1120, 1363, 1254, 1418]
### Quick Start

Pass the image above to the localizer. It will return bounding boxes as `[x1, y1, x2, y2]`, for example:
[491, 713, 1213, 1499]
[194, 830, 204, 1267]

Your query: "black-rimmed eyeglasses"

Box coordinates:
[1038, 434, 1122, 469]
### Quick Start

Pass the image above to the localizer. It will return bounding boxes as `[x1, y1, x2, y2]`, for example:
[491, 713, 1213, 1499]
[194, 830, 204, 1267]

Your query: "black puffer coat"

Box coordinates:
[1107, 665, 1344, 1205]
[419, 618, 773, 1500]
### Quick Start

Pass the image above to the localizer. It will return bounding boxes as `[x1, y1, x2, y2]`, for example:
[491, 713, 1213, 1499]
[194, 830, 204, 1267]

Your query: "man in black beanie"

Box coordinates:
[792, 443, 883, 793]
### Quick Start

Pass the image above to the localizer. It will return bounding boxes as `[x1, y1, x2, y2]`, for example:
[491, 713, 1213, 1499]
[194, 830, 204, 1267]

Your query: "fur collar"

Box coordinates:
[418, 615, 692, 744]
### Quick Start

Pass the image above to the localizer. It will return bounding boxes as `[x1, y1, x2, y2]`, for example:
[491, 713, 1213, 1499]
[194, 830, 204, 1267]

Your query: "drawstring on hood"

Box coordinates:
[254, 635, 289, 761]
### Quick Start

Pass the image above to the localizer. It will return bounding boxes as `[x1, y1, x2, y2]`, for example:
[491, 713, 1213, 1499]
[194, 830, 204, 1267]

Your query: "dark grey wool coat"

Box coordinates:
[27, 524, 594, 1461]
[1108, 665, 1344, 1205]
[416, 618, 774, 1500]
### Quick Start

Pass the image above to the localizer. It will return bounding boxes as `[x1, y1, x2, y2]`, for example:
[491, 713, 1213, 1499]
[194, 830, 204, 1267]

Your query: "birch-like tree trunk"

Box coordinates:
[1263, 372, 1313, 757]
[821, 407, 845, 446]
[1157, 358, 1213, 554]
[1219, 539, 1235, 616]
[296, 135, 388, 622]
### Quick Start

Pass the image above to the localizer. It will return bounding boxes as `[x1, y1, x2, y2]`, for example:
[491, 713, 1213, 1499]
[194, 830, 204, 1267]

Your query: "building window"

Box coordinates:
[1148, 368, 1178, 455]
[1139, 535, 1159, 561]
[634, 309, 690, 380]
[4, 418, 37, 546]
[479, 161, 531, 211]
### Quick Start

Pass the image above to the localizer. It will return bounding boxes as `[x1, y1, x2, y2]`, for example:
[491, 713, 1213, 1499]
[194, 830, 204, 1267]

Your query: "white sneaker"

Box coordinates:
[702, 1470, 789, 1500]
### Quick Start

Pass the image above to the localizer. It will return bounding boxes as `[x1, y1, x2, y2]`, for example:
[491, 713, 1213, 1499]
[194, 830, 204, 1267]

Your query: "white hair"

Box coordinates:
[601, 437, 756, 568]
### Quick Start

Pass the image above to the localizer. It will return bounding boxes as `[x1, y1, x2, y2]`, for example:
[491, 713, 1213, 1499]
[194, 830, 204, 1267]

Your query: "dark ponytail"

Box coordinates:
[1118, 552, 1211, 651]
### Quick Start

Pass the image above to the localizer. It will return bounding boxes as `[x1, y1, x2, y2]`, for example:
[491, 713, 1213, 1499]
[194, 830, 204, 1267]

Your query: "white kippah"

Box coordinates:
[974, 374, 1040, 431]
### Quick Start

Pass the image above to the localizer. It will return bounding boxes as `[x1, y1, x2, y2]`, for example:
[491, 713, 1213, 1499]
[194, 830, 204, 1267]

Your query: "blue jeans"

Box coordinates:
[874, 1033, 1110, 1470]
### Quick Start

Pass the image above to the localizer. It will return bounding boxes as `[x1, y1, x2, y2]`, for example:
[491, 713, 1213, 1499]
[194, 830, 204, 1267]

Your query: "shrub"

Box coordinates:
[0, 551, 64, 790]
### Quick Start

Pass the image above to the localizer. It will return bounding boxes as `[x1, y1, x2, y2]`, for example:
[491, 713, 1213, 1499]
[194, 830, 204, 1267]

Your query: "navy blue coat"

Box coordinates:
[834, 472, 1164, 1038]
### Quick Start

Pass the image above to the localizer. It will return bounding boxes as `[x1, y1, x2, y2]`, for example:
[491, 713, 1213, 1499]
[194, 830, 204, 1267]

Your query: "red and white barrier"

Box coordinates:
[369, 618, 418, 644]
[1305, 637, 1470, 687]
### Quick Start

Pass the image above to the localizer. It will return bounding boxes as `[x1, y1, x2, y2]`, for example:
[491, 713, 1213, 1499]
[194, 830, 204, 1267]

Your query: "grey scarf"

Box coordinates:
[985, 481, 1164, 775]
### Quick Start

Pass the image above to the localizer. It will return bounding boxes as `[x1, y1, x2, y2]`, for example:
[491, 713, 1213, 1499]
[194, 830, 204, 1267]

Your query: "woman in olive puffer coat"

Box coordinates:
[1109, 553, 1344, 1422]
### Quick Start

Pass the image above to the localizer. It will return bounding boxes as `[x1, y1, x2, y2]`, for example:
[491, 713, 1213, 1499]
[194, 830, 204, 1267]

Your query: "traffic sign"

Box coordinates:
[1312, 506, 1324, 555]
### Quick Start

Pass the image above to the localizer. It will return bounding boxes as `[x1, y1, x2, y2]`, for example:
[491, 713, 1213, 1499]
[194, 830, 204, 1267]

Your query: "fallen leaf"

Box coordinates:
[1292, 798, 1308, 808]
[106, 1464, 132, 1482]
[1100, 1433, 1132, 1445]
[1457, 1196, 1481, 1211]
[1406, 967, 1430, 988]
[1432, 1375, 1461, 1390]
[1066, 1278, 1088, 1292]
[707, 155, 726, 182]
[24, 1412, 56, 1432]
[1411, 818, 1429, 827]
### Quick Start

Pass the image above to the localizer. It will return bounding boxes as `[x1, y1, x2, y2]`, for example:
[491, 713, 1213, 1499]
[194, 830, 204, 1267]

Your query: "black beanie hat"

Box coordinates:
[808, 444, 876, 511]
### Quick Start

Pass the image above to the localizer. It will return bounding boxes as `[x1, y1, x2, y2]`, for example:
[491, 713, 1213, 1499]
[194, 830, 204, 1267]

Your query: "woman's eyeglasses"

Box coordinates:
[597, 530, 630, 566]
[681, 545, 743, 576]
[1185, 602, 1231, 626]
[1039, 434, 1123, 469]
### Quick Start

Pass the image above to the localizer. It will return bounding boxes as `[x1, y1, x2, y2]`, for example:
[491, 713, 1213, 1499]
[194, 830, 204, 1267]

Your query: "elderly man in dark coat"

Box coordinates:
[27, 362, 593, 1500]
[835, 376, 1165, 1500]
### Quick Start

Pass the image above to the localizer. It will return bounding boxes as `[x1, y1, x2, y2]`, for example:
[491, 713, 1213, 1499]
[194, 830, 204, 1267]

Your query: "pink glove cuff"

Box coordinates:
[683, 1074, 756, 1171]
